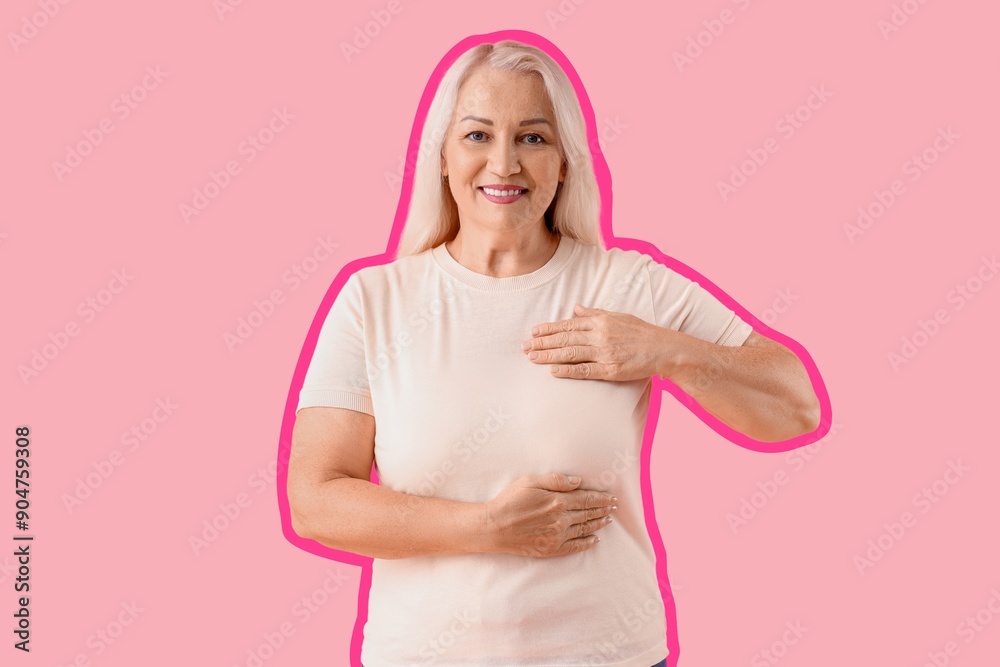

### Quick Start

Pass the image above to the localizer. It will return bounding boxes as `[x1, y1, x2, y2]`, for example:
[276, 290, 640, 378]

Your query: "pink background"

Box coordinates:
[5, 1, 999, 666]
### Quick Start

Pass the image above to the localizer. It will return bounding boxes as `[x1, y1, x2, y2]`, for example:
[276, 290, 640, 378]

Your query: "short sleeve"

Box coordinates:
[644, 257, 753, 347]
[296, 273, 373, 415]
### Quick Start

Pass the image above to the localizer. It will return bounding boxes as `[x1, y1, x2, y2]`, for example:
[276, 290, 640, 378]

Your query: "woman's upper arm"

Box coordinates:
[289, 407, 376, 494]
[741, 330, 799, 360]
[644, 256, 752, 346]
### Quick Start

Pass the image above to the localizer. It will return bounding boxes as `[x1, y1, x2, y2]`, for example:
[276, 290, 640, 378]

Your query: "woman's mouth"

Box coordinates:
[479, 186, 527, 204]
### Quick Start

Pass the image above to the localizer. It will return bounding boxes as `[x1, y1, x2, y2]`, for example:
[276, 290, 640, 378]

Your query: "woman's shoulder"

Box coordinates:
[568, 239, 694, 292]
[570, 237, 661, 271]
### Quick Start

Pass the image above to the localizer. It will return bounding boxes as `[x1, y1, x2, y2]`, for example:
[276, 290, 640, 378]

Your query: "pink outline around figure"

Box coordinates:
[277, 29, 832, 667]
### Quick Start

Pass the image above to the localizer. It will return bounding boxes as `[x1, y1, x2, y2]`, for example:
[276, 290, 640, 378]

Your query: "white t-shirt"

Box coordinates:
[296, 234, 752, 666]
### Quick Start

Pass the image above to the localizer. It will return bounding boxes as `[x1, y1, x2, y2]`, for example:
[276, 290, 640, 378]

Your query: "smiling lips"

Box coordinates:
[479, 184, 527, 204]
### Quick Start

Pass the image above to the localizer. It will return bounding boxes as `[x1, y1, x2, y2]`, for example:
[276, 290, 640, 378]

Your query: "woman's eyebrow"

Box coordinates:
[459, 115, 552, 127]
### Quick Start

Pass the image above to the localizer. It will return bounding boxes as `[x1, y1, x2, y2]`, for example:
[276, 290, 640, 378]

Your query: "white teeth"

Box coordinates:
[482, 187, 525, 197]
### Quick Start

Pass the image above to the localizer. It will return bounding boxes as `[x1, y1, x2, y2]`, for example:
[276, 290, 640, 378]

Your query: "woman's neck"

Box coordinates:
[445, 225, 560, 278]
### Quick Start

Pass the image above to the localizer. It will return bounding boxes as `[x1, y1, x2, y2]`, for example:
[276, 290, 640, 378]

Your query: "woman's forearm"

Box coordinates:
[292, 476, 488, 559]
[657, 329, 820, 442]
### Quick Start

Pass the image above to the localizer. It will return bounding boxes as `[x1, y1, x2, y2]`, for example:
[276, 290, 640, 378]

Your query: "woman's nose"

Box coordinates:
[487, 139, 521, 176]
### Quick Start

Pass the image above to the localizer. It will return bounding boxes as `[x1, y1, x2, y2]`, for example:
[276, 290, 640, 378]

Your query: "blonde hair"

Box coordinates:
[395, 39, 603, 258]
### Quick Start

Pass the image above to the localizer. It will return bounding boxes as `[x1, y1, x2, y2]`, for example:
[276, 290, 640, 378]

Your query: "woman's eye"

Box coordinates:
[464, 132, 545, 144]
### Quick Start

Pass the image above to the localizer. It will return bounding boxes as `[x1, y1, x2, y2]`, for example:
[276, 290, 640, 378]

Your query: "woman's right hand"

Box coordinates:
[483, 473, 618, 558]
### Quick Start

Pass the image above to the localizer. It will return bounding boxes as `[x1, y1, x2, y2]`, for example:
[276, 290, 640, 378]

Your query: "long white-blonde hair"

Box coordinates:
[395, 39, 603, 258]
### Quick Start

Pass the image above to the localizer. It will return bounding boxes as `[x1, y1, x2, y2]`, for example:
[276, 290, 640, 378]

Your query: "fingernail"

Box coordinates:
[531, 327, 539, 335]
[528, 351, 538, 360]
[611, 496, 618, 503]
[520, 341, 531, 351]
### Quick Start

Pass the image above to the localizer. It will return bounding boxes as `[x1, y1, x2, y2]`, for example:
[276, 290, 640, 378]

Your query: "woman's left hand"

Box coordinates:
[521, 304, 673, 382]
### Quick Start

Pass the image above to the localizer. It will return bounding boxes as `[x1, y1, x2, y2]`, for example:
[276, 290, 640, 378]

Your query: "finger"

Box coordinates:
[575, 514, 613, 537]
[527, 345, 595, 365]
[570, 504, 617, 523]
[550, 534, 600, 557]
[568, 506, 602, 524]
[569, 490, 617, 511]
[530, 316, 596, 337]
[521, 330, 589, 352]
[550, 362, 606, 380]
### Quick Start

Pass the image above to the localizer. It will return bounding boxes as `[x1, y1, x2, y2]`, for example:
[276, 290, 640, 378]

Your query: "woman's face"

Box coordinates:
[441, 65, 566, 236]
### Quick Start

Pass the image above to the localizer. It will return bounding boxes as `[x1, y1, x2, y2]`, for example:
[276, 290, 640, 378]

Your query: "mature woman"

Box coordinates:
[288, 38, 820, 667]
